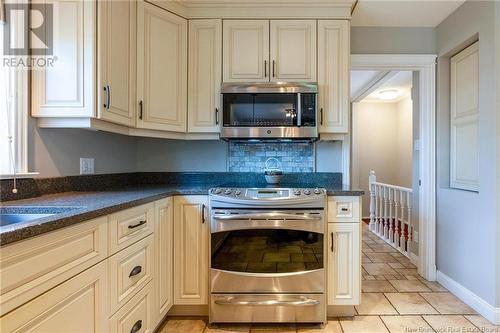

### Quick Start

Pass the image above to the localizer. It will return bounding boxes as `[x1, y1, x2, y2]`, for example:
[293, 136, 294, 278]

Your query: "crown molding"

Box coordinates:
[148, 0, 354, 19]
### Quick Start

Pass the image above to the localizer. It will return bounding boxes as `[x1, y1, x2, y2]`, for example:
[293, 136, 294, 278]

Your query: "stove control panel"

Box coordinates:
[210, 187, 326, 200]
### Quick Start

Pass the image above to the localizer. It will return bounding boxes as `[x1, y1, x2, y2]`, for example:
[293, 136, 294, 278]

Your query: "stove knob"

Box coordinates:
[293, 189, 301, 196]
[303, 189, 311, 195]
[224, 189, 232, 195]
[214, 188, 222, 194]
[314, 188, 321, 195]
[235, 190, 241, 196]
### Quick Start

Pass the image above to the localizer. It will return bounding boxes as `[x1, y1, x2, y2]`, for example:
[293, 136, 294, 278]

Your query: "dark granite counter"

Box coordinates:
[0, 173, 363, 246]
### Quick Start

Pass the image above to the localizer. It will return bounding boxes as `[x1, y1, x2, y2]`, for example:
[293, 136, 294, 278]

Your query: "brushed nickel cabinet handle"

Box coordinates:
[129, 265, 142, 278]
[215, 108, 219, 125]
[103, 86, 108, 109]
[130, 320, 142, 333]
[128, 220, 147, 229]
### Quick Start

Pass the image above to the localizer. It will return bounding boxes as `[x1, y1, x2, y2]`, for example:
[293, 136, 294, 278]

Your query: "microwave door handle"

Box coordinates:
[297, 93, 301, 126]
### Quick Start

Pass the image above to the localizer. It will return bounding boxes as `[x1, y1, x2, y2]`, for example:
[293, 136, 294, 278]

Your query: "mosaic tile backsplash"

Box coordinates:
[228, 142, 314, 173]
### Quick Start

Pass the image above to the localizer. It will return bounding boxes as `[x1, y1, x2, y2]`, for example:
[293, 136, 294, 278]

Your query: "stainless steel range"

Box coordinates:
[209, 187, 327, 324]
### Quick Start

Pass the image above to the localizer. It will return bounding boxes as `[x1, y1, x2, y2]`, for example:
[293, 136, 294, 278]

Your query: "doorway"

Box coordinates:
[350, 55, 437, 281]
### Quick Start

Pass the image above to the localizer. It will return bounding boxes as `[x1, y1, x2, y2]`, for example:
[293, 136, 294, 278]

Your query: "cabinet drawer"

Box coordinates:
[110, 282, 154, 333]
[327, 196, 361, 223]
[0, 217, 108, 316]
[109, 234, 154, 314]
[109, 203, 154, 255]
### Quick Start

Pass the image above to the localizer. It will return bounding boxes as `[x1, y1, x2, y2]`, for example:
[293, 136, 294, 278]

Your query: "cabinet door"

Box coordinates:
[153, 198, 174, 327]
[188, 19, 222, 133]
[270, 20, 316, 82]
[318, 20, 350, 133]
[327, 223, 361, 305]
[223, 20, 269, 82]
[98, 0, 136, 126]
[173, 196, 209, 305]
[0, 261, 108, 332]
[31, 0, 95, 118]
[137, 1, 187, 132]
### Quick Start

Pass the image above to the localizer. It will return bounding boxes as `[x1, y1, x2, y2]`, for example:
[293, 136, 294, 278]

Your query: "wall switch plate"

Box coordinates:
[414, 140, 420, 151]
[413, 231, 419, 243]
[80, 158, 95, 175]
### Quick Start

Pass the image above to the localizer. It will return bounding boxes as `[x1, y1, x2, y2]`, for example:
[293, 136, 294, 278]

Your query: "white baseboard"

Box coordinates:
[437, 270, 500, 325]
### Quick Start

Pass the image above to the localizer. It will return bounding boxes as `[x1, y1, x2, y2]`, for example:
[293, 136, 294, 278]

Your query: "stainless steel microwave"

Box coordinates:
[220, 83, 318, 141]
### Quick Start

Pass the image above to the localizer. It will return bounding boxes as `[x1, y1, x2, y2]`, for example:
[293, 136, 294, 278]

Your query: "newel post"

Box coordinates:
[368, 170, 377, 231]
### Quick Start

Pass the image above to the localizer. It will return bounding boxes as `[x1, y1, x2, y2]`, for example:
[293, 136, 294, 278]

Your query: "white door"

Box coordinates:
[450, 42, 479, 191]
[173, 196, 209, 305]
[270, 20, 316, 82]
[327, 223, 361, 305]
[223, 20, 269, 82]
[98, 0, 136, 126]
[318, 20, 350, 133]
[188, 19, 222, 133]
[137, 1, 187, 132]
[154, 198, 174, 326]
[0, 261, 108, 332]
[31, 0, 96, 118]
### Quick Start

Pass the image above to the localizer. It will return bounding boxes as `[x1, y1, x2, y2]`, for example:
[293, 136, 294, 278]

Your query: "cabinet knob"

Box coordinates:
[129, 265, 143, 278]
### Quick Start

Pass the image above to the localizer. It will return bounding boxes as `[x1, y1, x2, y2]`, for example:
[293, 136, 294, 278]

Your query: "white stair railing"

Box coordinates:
[369, 170, 414, 258]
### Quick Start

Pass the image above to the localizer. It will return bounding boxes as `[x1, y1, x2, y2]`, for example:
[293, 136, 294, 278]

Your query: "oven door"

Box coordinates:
[210, 209, 325, 293]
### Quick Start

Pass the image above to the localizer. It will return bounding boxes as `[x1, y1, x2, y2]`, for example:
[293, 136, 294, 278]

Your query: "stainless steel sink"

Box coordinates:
[0, 206, 82, 227]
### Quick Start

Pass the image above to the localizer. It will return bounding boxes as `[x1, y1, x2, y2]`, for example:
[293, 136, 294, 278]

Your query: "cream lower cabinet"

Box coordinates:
[318, 20, 350, 133]
[173, 196, 209, 305]
[137, 0, 188, 132]
[327, 222, 361, 305]
[0, 261, 109, 333]
[154, 198, 174, 326]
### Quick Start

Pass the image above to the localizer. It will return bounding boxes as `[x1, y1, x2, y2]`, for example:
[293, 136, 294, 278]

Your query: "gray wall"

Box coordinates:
[29, 120, 137, 177]
[436, 0, 498, 307]
[496, 0, 500, 309]
[351, 27, 437, 54]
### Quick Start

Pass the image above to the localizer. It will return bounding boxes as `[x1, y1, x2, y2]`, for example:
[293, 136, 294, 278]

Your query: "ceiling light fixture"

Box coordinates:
[378, 89, 399, 100]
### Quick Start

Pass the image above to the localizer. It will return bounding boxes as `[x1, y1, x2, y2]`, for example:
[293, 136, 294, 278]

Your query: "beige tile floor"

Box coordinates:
[158, 223, 499, 333]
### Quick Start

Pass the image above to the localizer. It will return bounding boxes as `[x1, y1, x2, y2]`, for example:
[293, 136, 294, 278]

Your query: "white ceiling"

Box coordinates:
[351, 0, 465, 27]
[351, 70, 413, 103]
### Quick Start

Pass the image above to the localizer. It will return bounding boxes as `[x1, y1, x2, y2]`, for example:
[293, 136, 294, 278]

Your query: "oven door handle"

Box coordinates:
[212, 213, 321, 221]
[214, 297, 320, 307]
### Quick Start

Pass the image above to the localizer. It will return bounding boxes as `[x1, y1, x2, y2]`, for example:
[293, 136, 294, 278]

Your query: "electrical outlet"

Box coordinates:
[413, 231, 419, 243]
[80, 158, 95, 175]
[414, 139, 420, 151]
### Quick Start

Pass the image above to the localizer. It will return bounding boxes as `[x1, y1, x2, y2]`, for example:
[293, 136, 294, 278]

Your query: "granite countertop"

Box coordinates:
[0, 181, 364, 246]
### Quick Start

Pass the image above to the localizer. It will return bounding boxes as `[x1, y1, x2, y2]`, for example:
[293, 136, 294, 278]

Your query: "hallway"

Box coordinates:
[158, 223, 498, 333]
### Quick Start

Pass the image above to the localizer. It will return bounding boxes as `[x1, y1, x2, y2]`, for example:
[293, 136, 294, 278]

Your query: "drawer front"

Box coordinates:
[327, 196, 361, 223]
[109, 234, 154, 314]
[110, 282, 154, 333]
[0, 217, 108, 316]
[109, 203, 154, 254]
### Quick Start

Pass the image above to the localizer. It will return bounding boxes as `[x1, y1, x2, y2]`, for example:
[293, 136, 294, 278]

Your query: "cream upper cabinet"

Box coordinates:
[0, 261, 108, 333]
[98, 0, 137, 126]
[173, 196, 209, 305]
[223, 20, 270, 82]
[327, 222, 361, 305]
[137, 1, 188, 132]
[31, 0, 96, 118]
[153, 198, 174, 326]
[270, 20, 316, 82]
[188, 19, 222, 133]
[318, 20, 350, 133]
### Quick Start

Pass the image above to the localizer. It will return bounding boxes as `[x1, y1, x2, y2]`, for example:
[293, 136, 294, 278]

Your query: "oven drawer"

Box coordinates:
[211, 269, 324, 293]
[210, 293, 325, 323]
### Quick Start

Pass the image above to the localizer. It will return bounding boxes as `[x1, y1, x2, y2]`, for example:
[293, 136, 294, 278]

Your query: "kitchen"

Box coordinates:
[1, 0, 500, 332]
